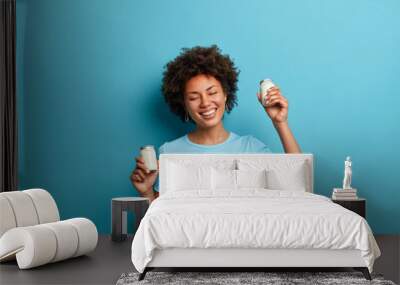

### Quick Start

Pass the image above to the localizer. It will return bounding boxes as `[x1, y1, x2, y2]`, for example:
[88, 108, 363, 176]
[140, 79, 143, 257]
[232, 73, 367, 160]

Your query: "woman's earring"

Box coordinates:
[185, 112, 189, 122]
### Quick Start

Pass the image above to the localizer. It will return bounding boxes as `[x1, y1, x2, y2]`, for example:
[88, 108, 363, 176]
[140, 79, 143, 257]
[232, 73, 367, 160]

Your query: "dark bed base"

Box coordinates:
[138, 267, 372, 281]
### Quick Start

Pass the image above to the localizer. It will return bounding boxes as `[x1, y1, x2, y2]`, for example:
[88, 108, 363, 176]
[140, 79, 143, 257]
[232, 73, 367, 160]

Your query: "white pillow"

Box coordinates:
[211, 168, 268, 190]
[166, 162, 212, 191]
[265, 165, 307, 191]
[237, 169, 268, 188]
[212, 159, 237, 171]
[267, 162, 310, 192]
[212, 168, 236, 190]
[237, 159, 309, 191]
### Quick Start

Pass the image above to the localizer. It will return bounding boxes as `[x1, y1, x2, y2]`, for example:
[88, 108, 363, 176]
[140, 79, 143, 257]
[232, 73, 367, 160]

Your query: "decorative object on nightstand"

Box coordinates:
[332, 156, 358, 200]
[342, 156, 352, 190]
[331, 156, 365, 217]
[111, 197, 149, 242]
[332, 198, 366, 218]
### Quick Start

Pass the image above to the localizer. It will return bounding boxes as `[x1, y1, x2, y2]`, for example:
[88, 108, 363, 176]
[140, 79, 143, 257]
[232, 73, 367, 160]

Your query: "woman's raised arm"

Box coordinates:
[257, 86, 301, 153]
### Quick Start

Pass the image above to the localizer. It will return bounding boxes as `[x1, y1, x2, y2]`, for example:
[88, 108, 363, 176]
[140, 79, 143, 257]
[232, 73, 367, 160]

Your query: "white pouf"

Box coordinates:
[0, 189, 98, 269]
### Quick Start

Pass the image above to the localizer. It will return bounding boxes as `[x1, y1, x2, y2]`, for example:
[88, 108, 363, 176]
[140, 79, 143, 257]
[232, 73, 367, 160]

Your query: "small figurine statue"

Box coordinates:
[342, 156, 352, 190]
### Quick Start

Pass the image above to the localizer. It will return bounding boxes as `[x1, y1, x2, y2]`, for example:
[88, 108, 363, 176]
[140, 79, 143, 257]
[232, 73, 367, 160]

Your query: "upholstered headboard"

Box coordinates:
[159, 154, 314, 194]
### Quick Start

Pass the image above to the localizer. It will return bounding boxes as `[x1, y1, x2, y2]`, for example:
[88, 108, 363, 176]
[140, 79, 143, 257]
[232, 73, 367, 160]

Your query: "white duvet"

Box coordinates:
[131, 190, 380, 273]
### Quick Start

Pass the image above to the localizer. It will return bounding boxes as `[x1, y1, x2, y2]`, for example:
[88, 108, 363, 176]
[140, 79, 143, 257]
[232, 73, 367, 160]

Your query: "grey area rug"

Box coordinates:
[116, 271, 396, 285]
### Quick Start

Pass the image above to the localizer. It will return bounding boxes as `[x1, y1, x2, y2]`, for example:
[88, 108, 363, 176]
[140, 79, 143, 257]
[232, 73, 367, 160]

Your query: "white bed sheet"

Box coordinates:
[131, 190, 380, 273]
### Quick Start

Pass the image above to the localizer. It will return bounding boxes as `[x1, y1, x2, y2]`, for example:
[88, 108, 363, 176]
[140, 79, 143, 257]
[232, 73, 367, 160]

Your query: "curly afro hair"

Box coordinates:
[161, 45, 239, 122]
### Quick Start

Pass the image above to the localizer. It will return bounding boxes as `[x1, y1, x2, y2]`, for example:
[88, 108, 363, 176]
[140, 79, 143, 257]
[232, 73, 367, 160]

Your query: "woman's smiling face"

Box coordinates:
[184, 74, 227, 129]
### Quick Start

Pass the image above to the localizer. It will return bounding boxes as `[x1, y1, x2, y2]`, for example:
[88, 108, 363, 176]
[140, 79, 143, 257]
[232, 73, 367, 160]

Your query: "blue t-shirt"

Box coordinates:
[154, 132, 271, 191]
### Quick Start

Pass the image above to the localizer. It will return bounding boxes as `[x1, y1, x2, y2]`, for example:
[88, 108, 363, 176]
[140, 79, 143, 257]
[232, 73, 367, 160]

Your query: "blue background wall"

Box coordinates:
[16, 0, 400, 234]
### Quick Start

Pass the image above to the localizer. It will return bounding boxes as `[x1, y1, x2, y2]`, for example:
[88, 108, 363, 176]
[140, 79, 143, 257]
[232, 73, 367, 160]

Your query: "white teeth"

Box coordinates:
[200, 109, 216, 116]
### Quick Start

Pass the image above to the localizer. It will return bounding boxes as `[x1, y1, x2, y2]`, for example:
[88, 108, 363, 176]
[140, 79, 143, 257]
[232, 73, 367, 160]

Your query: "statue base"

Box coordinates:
[332, 188, 358, 200]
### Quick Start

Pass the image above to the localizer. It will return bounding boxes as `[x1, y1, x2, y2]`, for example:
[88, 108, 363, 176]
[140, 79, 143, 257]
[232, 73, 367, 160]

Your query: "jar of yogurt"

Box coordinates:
[259, 78, 275, 107]
[140, 145, 158, 171]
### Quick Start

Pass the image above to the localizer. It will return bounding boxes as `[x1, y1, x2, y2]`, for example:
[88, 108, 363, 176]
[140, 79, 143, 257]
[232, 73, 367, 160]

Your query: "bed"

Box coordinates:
[131, 154, 380, 281]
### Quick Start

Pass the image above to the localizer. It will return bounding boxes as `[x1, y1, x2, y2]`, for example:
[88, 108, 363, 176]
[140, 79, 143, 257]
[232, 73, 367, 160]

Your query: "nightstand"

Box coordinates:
[111, 197, 149, 242]
[332, 198, 366, 218]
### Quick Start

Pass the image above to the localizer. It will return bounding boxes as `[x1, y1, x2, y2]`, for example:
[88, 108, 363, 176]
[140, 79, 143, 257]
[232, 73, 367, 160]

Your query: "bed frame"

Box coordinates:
[140, 248, 371, 280]
[138, 154, 371, 281]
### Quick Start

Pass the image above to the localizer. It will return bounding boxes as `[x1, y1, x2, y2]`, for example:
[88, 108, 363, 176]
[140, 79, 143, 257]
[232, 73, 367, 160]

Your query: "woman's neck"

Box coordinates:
[188, 123, 230, 145]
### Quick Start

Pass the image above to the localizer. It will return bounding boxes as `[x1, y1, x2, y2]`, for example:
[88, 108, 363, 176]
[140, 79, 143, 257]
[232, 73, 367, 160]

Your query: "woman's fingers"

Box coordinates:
[267, 93, 287, 102]
[135, 157, 145, 166]
[267, 90, 280, 97]
[135, 168, 147, 180]
[266, 91, 281, 103]
[133, 174, 142, 183]
[131, 155, 154, 184]
[267, 87, 280, 95]
[267, 97, 288, 108]
[258, 86, 281, 105]
[130, 171, 143, 183]
[135, 157, 148, 169]
[137, 162, 149, 173]
[135, 157, 149, 173]
[269, 94, 287, 101]
[267, 93, 281, 101]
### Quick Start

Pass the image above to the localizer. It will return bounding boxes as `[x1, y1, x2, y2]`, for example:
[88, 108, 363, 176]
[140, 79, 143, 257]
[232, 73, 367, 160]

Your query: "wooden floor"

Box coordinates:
[0, 235, 399, 285]
[0, 235, 134, 285]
